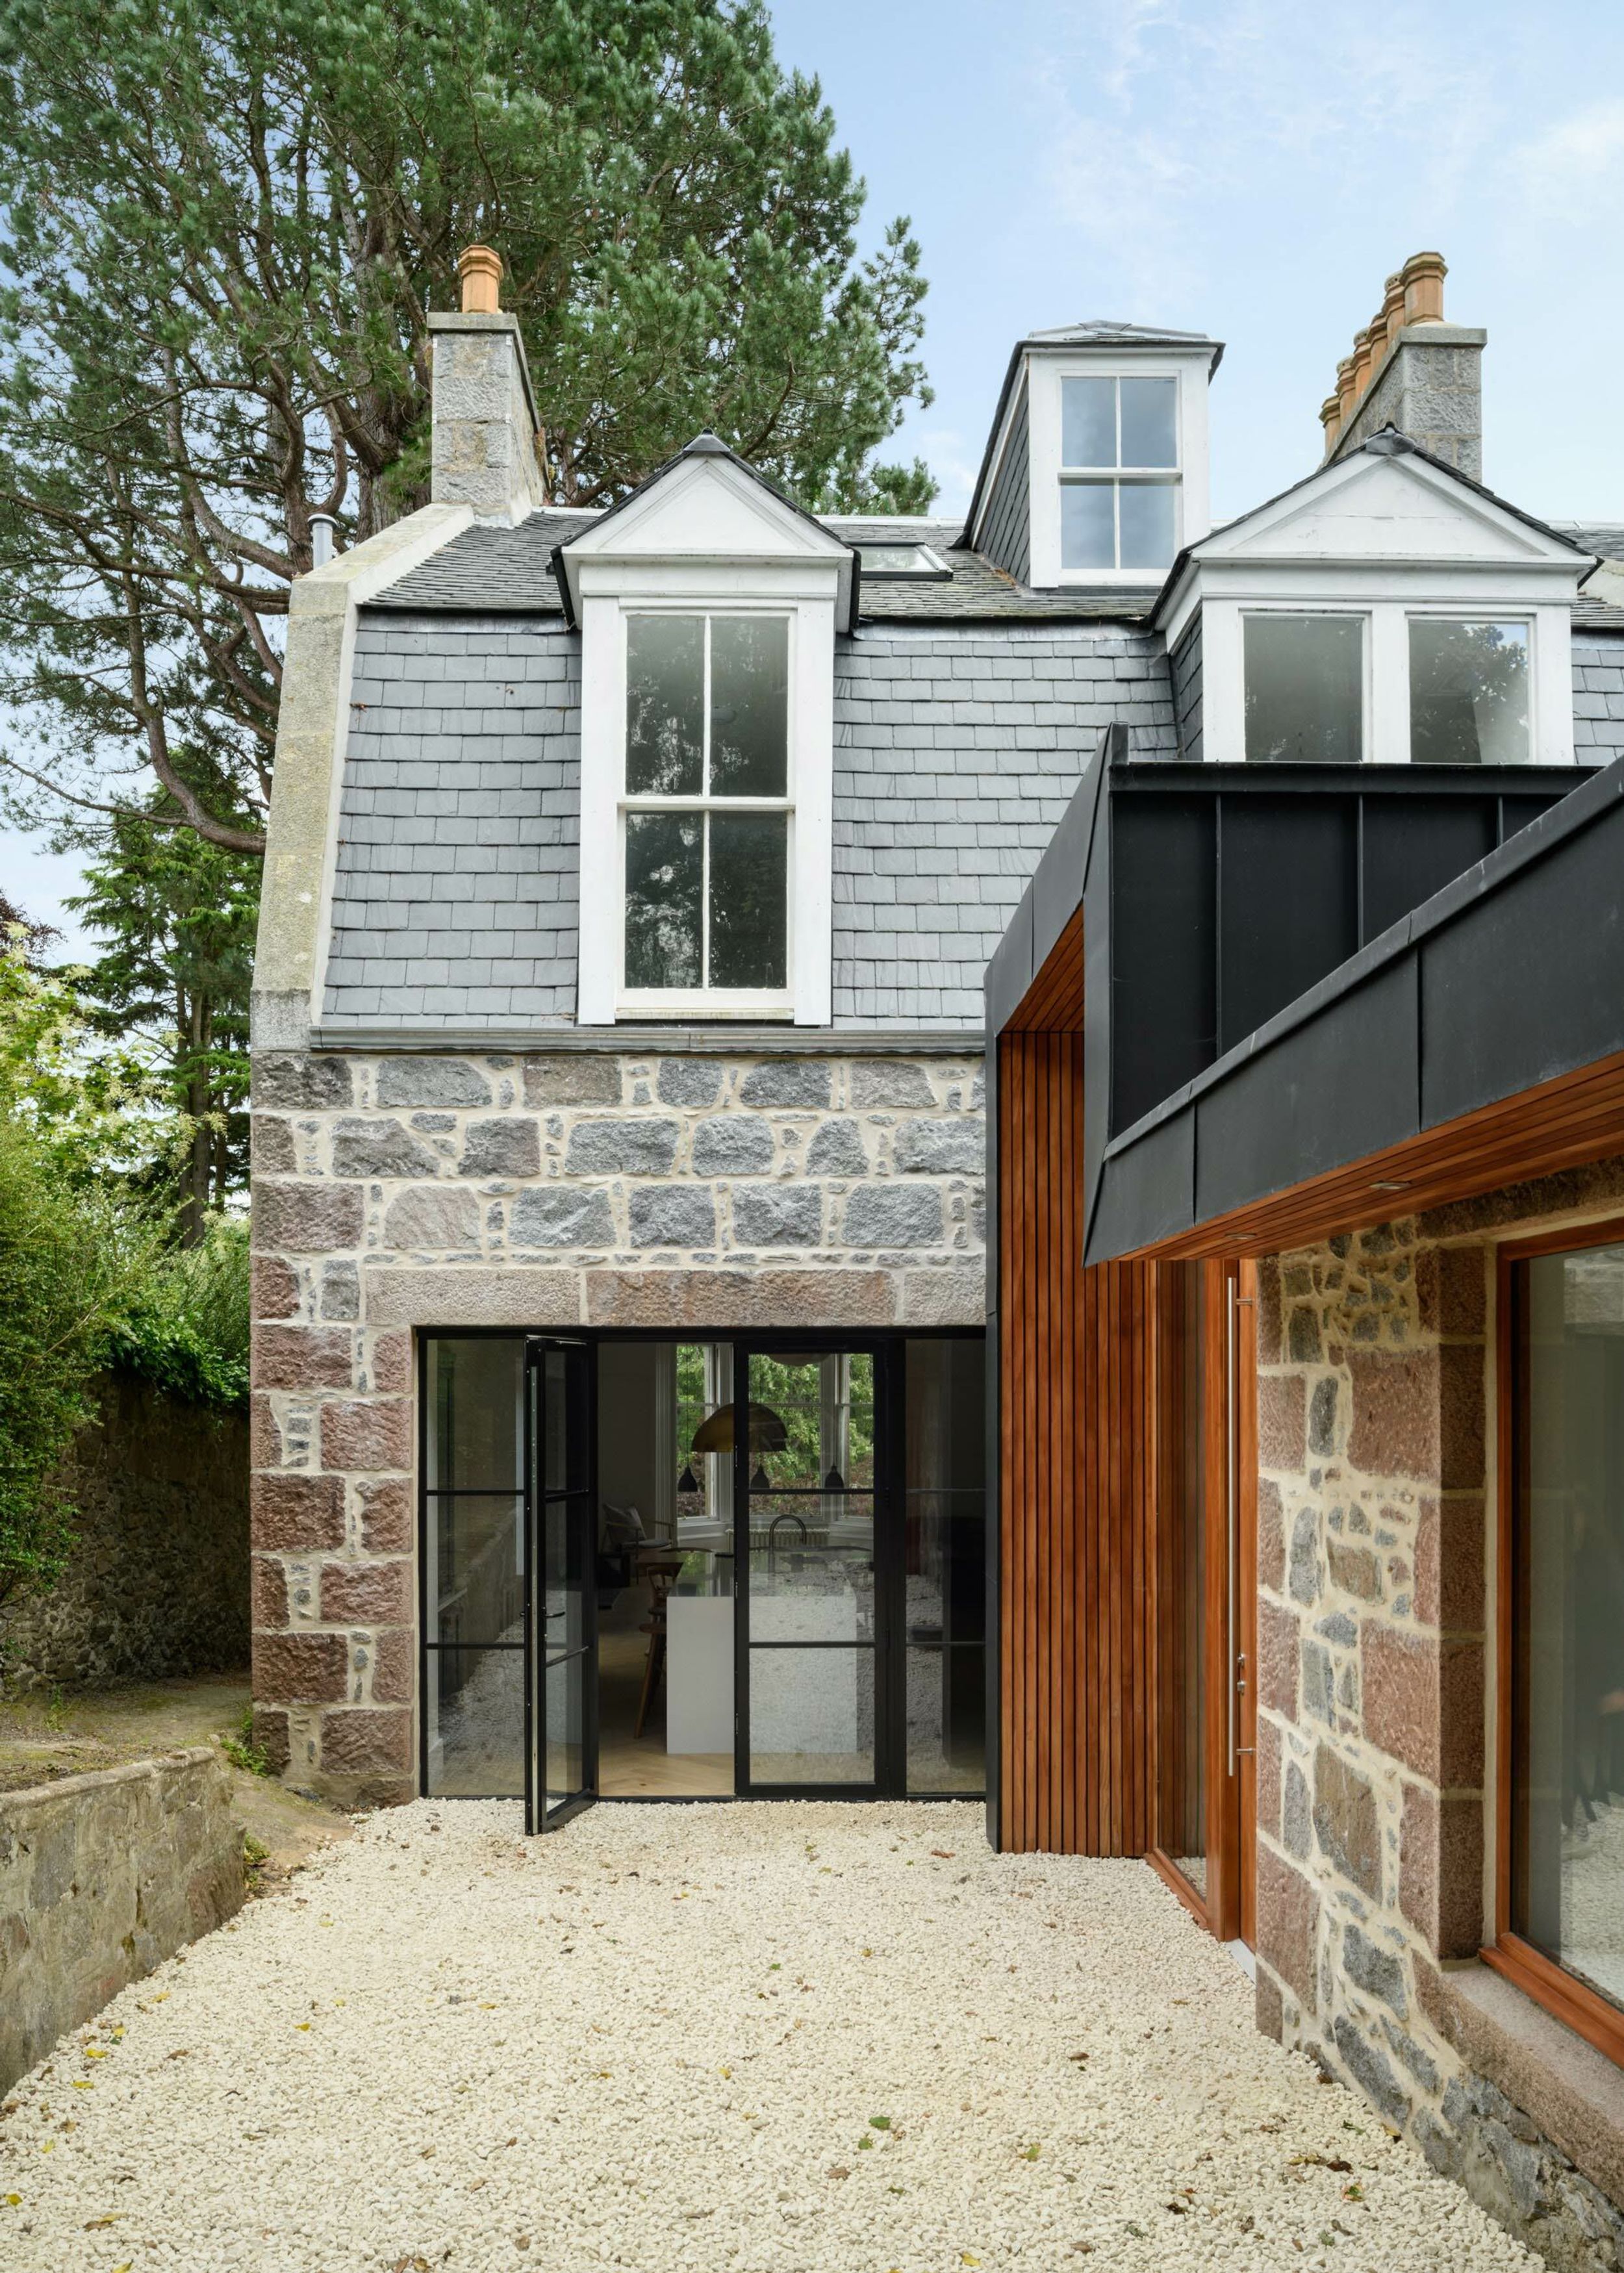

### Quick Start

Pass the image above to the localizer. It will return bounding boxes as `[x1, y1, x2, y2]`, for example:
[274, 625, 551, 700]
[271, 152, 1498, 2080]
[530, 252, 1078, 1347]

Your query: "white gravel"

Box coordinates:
[0, 1798, 1536, 2272]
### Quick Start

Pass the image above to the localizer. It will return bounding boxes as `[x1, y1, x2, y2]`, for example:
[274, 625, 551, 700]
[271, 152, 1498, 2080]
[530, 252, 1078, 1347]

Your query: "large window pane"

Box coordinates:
[1410, 619, 1529, 765]
[709, 812, 787, 989]
[1061, 482, 1115, 570]
[1061, 375, 1117, 467]
[750, 1647, 874, 1784]
[626, 811, 701, 988]
[1245, 614, 1364, 763]
[544, 1653, 586, 1813]
[1514, 1241, 1624, 2012]
[904, 1338, 986, 1794]
[427, 1493, 524, 1647]
[709, 617, 788, 795]
[1156, 1264, 1207, 1896]
[626, 615, 703, 794]
[426, 1338, 522, 1492]
[1120, 377, 1177, 468]
[425, 1645, 524, 1797]
[1119, 483, 1176, 571]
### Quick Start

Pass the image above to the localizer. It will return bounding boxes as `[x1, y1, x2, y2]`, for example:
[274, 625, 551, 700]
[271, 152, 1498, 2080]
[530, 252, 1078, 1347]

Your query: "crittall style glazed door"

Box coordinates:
[525, 1338, 598, 1834]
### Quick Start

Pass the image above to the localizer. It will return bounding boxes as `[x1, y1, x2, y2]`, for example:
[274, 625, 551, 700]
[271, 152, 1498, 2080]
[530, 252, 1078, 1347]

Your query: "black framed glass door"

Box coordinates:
[736, 1342, 891, 1794]
[526, 1337, 598, 1834]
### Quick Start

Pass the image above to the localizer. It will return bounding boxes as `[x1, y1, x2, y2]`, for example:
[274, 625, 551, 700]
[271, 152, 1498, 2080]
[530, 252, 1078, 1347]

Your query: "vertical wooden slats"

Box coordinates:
[997, 1026, 1158, 1856]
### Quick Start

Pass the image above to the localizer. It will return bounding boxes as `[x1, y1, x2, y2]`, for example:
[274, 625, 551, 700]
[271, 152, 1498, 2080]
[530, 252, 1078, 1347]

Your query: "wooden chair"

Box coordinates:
[634, 1558, 683, 1740]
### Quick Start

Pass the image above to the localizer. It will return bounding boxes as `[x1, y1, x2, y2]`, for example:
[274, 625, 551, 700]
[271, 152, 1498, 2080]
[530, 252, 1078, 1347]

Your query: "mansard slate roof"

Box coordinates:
[370, 508, 1156, 625]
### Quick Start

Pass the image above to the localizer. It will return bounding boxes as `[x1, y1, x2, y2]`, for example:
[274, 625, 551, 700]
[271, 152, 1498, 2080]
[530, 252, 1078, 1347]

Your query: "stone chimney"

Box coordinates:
[427, 244, 548, 520]
[1319, 251, 1486, 481]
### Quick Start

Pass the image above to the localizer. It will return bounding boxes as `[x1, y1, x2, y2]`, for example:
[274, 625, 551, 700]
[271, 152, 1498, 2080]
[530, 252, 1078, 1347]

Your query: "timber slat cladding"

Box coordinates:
[998, 1029, 1156, 1855]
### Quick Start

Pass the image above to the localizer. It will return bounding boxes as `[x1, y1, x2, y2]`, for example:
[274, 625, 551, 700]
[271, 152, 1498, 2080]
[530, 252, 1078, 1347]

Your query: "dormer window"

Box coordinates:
[1059, 377, 1180, 573]
[624, 613, 791, 995]
[1013, 335, 1216, 589]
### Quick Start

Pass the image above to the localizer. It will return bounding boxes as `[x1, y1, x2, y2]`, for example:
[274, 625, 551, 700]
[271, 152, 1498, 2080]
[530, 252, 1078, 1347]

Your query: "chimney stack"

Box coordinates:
[427, 242, 548, 520]
[1317, 251, 1484, 480]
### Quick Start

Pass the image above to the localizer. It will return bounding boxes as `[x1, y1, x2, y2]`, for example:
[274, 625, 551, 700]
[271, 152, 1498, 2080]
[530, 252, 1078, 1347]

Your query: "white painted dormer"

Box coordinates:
[559, 436, 854, 1027]
[968, 322, 1221, 592]
[1159, 434, 1595, 768]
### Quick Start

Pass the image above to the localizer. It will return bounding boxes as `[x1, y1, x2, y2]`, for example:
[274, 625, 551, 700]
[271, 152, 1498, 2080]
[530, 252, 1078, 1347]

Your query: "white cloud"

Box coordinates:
[1514, 97, 1624, 216]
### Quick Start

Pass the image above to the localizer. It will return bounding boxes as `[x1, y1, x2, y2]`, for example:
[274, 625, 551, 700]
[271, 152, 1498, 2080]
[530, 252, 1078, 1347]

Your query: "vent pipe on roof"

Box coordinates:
[309, 511, 337, 568]
[1317, 251, 1482, 481]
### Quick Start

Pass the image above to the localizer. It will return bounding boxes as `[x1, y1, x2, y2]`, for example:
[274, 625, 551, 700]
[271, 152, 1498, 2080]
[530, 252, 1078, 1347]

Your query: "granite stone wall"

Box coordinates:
[1252, 1169, 1624, 2267]
[248, 1045, 984, 1805]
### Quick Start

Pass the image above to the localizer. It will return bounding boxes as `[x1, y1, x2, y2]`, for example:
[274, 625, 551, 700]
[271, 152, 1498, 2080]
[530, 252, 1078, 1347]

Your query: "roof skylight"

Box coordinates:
[856, 542, 952, 581]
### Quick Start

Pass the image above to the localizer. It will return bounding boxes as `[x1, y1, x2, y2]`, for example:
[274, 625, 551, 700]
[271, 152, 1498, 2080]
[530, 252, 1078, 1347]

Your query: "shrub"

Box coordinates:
[0, 1108, 155, 1607]
[108, 1217, 249, 1410]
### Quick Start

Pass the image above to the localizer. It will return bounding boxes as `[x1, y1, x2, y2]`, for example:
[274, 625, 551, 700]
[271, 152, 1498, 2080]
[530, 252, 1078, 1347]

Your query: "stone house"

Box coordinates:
[253, 238, 1624, 2257]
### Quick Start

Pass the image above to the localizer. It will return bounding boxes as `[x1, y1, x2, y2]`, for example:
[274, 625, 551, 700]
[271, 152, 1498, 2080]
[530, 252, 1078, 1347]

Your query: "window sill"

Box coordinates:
[616, 999, 796, 1023]
[1417, 1946, 1624, 2207]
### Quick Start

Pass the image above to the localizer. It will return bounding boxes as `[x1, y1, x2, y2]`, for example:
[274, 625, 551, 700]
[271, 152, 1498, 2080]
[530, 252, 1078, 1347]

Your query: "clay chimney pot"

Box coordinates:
[1351, 325, 1376, 399]
[1381, 271, 1406, 346]
[458, 244, 503, 316]
[1367, 309, 1390, 365]
[1336, 356, 1358, 422]
[1401, 250, 1446, 325]
[1319, 395, 1341, 452]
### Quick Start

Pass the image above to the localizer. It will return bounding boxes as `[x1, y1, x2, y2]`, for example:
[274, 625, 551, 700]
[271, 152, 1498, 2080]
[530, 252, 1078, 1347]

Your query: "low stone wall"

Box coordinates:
[0, 1747, 244, 2091]
[249, 1043, 985, 1805]
[0, 1374, 249, 1690]
[1252, 1157, 1624, 2267]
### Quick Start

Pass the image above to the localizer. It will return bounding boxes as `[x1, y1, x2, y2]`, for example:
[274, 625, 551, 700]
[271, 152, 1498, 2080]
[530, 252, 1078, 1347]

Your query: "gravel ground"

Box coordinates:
[0, 1798, 1536, 2272]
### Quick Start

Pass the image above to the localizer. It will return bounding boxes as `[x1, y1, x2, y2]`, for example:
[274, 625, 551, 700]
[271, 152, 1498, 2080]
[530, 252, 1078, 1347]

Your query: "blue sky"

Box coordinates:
[8, 0, 1624, 950]
[769, 0, 1624, 524]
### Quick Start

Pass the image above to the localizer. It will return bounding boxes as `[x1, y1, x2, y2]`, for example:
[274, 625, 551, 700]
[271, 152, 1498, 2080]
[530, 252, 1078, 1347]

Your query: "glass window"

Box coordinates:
[1410, 619, 1530, 765]
[1059, 375, 1180, 576]
[903, 1338, 985, 1795]
[622, 614, 790, 995]
[1512, 1236, 1624, 2014]
[1244, 614, 1364, 763]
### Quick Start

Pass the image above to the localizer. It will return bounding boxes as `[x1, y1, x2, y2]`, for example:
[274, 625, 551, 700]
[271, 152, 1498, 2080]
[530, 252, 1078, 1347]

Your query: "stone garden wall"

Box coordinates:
[0, 1747, 244, 2092]
[0, 1376, 249, 1692]
[249, 1044, 985, 1806]
[1252, 1155, 1624, 2267]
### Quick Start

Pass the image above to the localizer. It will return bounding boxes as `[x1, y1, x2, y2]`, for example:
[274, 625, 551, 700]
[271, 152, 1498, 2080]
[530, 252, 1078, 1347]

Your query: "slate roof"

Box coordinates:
[369, 505, 1156, 624]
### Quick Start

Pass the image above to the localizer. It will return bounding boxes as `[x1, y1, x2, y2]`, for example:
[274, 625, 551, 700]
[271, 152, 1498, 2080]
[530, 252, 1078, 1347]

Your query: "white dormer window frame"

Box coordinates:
[1160, 446, 1586, 768]
[568, 449, 846, 1026]
[1026, 349, 1212, 589]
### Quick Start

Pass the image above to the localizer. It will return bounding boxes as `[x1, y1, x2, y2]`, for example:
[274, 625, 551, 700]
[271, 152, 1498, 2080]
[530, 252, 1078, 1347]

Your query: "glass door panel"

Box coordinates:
[423, 1337, 526, 1798]
[903, 1338, 986, 1794]
[741, 1349, 880, 1790]
[527, 1339, 597, 1833]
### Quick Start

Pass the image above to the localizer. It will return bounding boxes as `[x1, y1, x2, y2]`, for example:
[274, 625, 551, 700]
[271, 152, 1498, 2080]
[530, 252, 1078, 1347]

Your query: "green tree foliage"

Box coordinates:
[0, 0, 934, 851]
[0, 1108, 154, 1608]
[0, 918, 250, 1616]
[66, 800, 257, 1234]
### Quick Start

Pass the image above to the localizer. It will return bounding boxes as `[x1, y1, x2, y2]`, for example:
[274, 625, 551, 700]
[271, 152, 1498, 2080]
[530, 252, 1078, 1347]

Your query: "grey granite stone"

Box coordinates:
[738, 1061, 832, 1109]
[522, 1056, 621, 1107]
[1332, 2012, 1411, 2129]
[510, 1187, 615, 1249]
[732, 1186, 824, 1247]
[692, 1118, 775, 1176]
[320, 1262, 361, 1321]
[656, 1059, 723, 1108]
[1289, 1507, 1321, 1606]
[253, 1054, 353, 1111]
[331, 1117, 442, 1179]
[843, 1186, 944, 1247]
[565, 1118, 680, 1175]
[850, 1060, 934, 1108]
[629, 1187, 717, 1248]
[893, 1119, 983, 1174]
[807, 1120, 869, 1175]
[1344, 1924, 1407, 2018]
[460, 1118, 542, 1178]
[375, 1056, 492, 1109]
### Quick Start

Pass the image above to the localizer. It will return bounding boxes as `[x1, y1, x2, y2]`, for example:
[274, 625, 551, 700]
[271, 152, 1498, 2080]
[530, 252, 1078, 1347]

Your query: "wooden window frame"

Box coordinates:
[1485, 1214, 1624, 2069]
[1146, 1257, 1256, 1944]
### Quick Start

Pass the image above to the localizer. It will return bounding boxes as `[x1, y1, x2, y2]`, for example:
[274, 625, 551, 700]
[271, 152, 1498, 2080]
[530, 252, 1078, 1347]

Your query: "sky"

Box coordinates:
[8, 0, 1624, 952]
